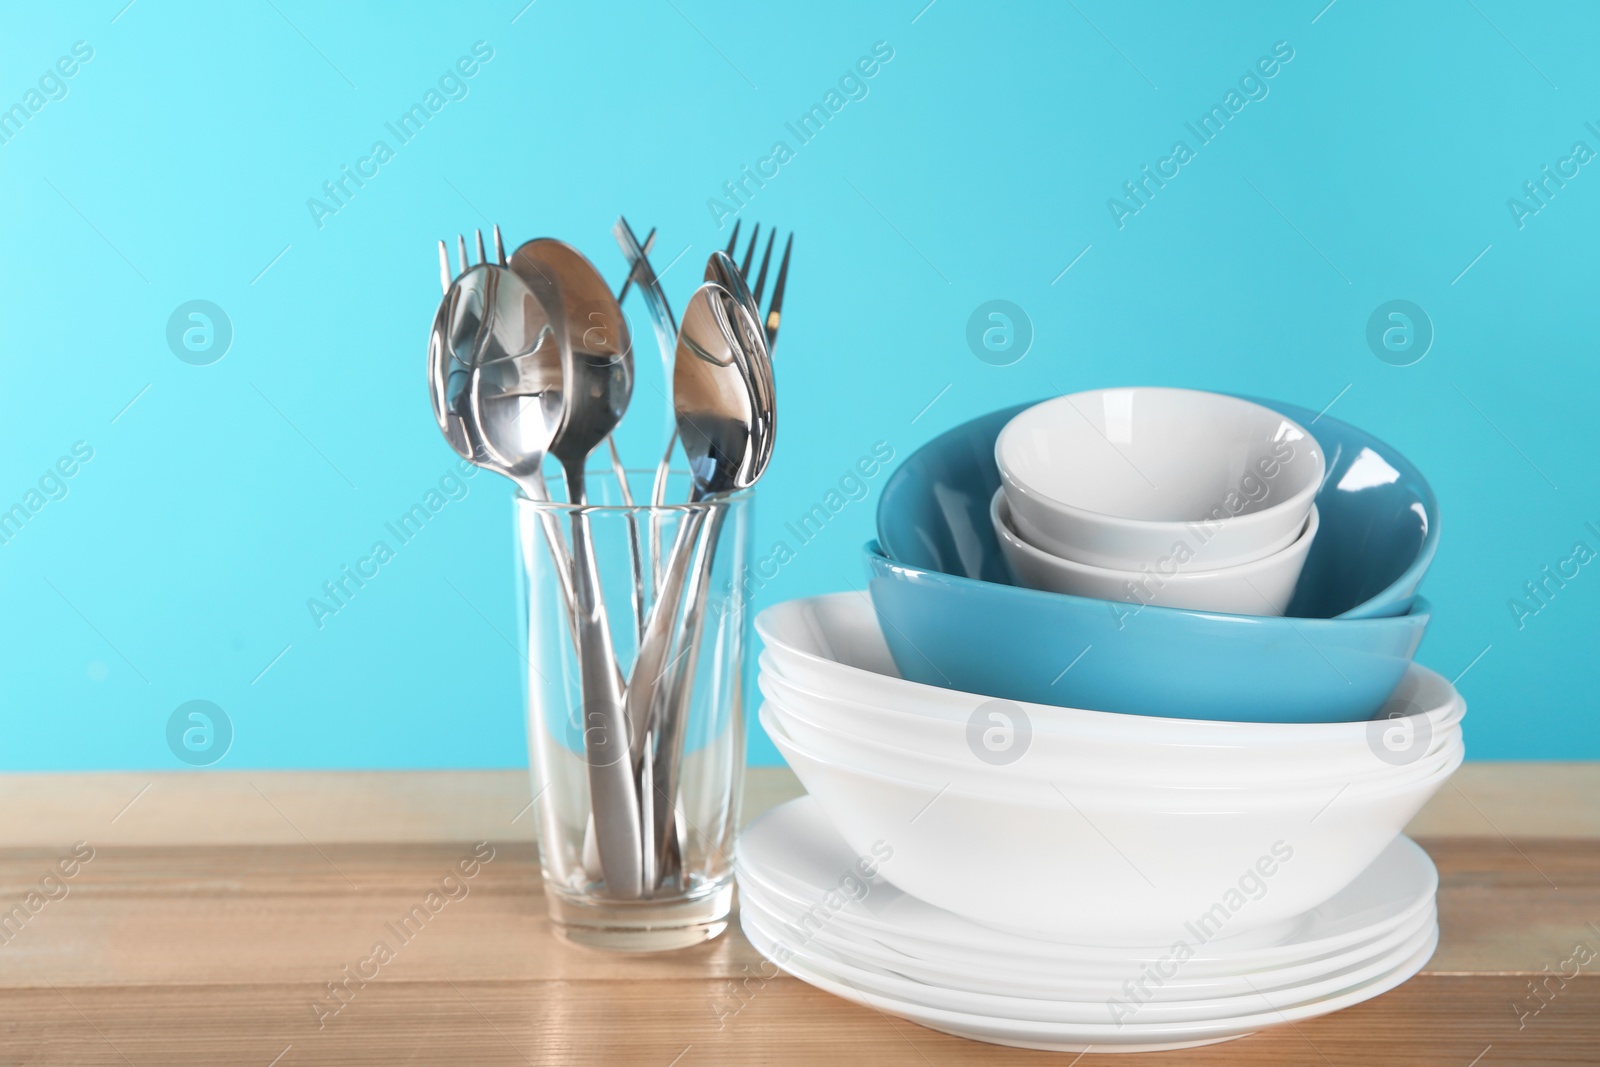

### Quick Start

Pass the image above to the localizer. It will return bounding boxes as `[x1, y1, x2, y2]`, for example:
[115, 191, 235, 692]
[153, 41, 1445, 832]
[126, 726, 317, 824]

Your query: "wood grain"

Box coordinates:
[0, 764, 1592, 1065]
[0, 762, 1586, 848]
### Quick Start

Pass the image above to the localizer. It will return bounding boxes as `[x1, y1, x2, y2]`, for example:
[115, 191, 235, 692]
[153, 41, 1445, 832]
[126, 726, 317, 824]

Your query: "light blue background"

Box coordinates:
[3, 0, 1596, 770]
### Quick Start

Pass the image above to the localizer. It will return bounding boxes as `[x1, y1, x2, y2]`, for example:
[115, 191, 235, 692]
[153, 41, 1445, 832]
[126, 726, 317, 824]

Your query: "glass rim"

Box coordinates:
[514, 478, 755, 514]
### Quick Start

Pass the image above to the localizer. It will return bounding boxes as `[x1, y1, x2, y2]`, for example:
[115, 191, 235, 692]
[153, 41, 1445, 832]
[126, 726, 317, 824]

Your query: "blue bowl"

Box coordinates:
[867, 396, 1440, 722]
[866, 541, 1432, 722]
[877, 398, 1439, 620]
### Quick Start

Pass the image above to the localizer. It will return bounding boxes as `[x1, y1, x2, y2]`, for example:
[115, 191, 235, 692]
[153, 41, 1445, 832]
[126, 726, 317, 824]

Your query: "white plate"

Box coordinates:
[742, 905, 1437, 1053]
[739, 875, 1436, 1004]
[734, 797, 1438, 971]
[741, 894, 1435, 1025]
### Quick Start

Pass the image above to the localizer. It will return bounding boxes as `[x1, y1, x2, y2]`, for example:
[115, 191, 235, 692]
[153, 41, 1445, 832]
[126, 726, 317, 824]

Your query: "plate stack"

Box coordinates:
[737, 798, 1440, 1053]
[740, 391, 1458, 1052]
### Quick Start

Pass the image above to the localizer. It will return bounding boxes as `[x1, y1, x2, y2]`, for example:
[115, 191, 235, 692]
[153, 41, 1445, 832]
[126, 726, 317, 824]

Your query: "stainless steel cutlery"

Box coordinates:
[427, 218, 790, 899]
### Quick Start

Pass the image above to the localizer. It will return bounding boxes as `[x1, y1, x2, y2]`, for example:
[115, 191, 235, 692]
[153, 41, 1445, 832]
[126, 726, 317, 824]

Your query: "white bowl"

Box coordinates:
[996, 388, 1324, 571]
[764, 704, 1461, 943]
[755, 593, 1464, 756]
[994, 489, 1317, 615]
[759, 652, 1463, 786]
[760, 669, 1463, 797]
[762, 695, 1463, 806]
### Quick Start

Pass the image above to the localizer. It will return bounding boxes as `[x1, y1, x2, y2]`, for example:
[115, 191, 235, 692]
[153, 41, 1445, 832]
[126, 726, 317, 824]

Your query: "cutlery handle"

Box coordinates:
[519, 475, 583, 639]
[604, 436, 647, 643]
[623, 506, 707, 751]
[649, 504, 728, 889]
[565, 467, 642, 899]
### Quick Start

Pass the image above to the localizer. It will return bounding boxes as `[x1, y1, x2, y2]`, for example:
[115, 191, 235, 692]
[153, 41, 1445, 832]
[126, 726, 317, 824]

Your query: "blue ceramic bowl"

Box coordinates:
[876, 398, 1439, 620]
[866, 541, 1432, 722]
[867, 397, 1440, 722]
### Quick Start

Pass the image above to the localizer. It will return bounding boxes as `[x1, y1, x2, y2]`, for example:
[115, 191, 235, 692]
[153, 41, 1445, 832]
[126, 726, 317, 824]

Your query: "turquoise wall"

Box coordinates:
[2, 0, 1596, 769]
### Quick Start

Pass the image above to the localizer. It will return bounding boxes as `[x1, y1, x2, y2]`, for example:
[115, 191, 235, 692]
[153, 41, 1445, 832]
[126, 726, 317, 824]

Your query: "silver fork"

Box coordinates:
[640, 219, 793, 549]
[720, 220, 793, 355]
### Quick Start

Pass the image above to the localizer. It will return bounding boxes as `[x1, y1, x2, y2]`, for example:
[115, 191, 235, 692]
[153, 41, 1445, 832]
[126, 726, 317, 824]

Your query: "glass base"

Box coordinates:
[546, 879, 735, 953]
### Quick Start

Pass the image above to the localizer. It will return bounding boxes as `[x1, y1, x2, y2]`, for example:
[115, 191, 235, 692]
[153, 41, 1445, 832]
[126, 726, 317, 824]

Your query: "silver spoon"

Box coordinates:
[448, 258, 642, 900]
[504, 238, 642, 899]
[507, 239, 647, 641]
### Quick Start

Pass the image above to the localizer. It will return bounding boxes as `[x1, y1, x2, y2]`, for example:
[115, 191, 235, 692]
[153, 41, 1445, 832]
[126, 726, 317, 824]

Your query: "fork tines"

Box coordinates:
[725, 222, 792, 356]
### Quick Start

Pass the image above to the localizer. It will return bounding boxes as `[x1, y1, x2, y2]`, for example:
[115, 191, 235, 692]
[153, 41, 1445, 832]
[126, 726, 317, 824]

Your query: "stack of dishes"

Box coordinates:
[739, 390, 1455, 1051]
[738, 797, 1440, 1053]
[869, 391, 1439, 721]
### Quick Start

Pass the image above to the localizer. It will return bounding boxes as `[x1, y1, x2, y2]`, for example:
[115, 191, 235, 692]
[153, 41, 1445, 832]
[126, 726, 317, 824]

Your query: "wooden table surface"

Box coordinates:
[0, 763, 1596, 1065]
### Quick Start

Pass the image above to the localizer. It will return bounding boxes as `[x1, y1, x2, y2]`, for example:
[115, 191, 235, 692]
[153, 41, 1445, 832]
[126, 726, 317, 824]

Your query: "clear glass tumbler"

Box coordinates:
[515, 469, 753, 951]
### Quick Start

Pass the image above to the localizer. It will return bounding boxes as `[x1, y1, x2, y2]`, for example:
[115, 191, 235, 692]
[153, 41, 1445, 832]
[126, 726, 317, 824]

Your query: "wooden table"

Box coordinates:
[0, 764, 1595, 1065]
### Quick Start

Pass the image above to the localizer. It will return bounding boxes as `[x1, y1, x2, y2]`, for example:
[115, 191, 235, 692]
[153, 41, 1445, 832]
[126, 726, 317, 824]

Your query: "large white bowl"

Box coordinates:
[763, 705, 1462, 943]
[996, 388, 1324, 571]
[761, 682, 1462, 803]
[757, 653, 1462, 787]
[763, 695, 1462, 807]
[994, 489, 1318, 616]
[756, 593, 1462, 752]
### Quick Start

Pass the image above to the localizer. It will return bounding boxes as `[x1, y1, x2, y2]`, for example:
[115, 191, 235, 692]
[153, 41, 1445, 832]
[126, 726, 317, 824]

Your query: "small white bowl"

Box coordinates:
[993, 489, 1318, 616]
[996, 388, 1324, 570]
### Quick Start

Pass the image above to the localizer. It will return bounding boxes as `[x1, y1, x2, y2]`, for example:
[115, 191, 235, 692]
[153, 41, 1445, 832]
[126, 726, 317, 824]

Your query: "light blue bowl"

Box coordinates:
[877, 398, 1439, 620]
[866, 542, 1431, 723]
[867, 397, 1440, 722]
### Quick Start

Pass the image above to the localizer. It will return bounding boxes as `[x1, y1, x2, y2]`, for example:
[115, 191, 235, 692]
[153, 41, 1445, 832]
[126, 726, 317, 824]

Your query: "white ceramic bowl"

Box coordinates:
[759, 652, 1463, 785]
[993, 489, 1318, 615]
[763, 705, 1462, 944]
[759, 665, 1463, 794]
[762, 696, 1462, 806]
[755, 593, 1463, 757]
[996, 388, 1324, 571]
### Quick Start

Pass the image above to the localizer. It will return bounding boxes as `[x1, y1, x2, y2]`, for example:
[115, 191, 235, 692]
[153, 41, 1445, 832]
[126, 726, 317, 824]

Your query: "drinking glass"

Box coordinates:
[515, 469, 753, 951]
